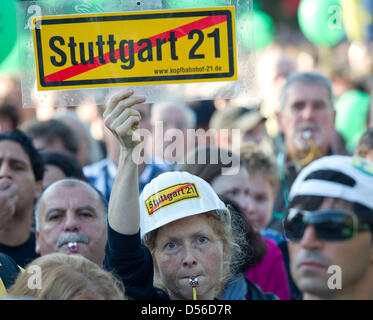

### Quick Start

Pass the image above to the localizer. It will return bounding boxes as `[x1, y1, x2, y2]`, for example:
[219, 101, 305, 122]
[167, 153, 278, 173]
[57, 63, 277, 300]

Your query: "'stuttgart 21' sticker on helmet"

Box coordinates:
[145, 182, 200, 216]
[351, 157, 373, 177]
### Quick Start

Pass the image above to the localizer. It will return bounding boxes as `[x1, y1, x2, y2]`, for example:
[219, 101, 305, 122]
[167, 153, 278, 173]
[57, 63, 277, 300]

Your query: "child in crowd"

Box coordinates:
[240, 144, 284, 242]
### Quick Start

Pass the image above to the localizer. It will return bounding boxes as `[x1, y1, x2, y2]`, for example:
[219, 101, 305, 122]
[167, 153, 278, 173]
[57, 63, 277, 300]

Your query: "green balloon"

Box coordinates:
[238, 10, 274, 51]
[0, 0, 17, 64]
[335, 90, 371, 153]
[298, 0, 345, 46]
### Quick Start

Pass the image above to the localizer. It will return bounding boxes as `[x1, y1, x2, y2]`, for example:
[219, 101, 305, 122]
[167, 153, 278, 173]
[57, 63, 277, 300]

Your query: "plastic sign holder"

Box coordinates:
[16, 0, 254, 107]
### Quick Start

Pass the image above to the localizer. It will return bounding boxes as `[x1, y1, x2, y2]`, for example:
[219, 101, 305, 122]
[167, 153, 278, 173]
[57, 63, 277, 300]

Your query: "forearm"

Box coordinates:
[108, 147, 140, 235]
[104, 88, 145, 235]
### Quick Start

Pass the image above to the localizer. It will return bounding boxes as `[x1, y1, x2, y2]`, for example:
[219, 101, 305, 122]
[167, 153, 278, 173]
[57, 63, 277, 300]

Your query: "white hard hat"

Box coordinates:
[139, 171, 229, 239]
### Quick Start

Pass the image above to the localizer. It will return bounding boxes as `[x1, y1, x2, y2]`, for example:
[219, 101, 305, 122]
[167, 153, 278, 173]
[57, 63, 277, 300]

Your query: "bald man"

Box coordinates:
[35, 179, 107, 266]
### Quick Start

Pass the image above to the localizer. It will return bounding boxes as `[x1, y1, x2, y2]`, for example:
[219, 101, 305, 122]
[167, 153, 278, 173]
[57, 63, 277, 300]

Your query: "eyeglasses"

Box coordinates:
[283, 209, 371, 242]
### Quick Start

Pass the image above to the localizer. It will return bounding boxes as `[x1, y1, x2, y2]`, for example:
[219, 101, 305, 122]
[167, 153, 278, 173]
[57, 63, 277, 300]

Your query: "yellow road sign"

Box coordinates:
[32, 7, 237, 91]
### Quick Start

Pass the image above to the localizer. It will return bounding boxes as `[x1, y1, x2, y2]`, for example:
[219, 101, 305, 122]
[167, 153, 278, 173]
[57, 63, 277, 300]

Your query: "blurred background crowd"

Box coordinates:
[1, 0, 372, 160]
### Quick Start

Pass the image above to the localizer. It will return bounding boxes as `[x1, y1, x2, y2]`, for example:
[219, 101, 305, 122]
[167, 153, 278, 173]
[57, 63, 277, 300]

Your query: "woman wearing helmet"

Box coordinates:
[103, 89, 276, 300]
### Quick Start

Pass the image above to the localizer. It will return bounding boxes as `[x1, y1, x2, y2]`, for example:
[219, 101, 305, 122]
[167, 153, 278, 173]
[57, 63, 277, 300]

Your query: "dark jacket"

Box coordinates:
[221, 273, 278, 300]
[0, 253, 22, 296]
[0, 232, 39, 268]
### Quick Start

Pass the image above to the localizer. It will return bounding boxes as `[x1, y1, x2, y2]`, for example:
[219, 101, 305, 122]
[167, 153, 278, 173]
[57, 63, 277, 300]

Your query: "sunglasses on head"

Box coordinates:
[283, 209, 371, 242]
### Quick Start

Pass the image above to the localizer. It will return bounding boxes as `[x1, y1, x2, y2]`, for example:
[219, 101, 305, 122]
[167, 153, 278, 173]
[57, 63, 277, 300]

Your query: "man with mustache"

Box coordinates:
[284, 155, 373, 299]
[35, 179, 107, 266]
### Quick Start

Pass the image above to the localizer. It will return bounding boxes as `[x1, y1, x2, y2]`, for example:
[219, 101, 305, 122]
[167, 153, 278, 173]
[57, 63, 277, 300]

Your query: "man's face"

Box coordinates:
[289, 198, 373, 299]
[152, 106, 190, 161]
[0, 140, 41, 216]
[134, 103, 151, 132]
[153, 106, 189, 133]
[277, 82, 335, 156]
[36, 182, 107, 266]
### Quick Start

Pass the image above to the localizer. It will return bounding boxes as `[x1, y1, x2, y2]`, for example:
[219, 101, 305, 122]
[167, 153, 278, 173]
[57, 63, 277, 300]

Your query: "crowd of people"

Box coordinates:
[1, 10, 373, 301]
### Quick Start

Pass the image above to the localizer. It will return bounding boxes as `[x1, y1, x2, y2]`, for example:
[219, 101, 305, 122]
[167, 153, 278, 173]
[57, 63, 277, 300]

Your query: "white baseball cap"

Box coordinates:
[139, 171, 229, 239]
[289, 155, 373, 212]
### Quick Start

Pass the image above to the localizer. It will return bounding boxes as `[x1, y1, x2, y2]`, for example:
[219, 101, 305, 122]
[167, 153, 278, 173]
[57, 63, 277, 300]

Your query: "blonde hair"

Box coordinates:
[355, 128, 373, 158]
[8, 253, 125, 300]
[144, 210, 242, 298]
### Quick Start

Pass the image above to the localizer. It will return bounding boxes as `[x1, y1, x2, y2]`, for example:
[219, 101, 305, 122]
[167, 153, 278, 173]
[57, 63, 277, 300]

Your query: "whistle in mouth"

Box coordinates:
[189, 277, 199, 288]
[302, 130, 312, 140]
[68, 241, 78, 253]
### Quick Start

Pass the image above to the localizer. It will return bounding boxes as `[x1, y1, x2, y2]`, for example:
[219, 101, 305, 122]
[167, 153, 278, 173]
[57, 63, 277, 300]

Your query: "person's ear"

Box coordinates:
[35, 231, 40, 254]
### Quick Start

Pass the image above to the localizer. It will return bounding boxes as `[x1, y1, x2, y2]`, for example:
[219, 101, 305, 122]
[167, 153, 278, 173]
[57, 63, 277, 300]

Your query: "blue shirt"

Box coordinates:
[83, 157, 169, 201]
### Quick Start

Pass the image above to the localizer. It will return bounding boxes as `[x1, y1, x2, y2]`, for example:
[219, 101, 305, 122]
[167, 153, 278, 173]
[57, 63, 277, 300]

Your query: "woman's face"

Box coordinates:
[153, 214, 224, 300]
[212, 167, 273, 230]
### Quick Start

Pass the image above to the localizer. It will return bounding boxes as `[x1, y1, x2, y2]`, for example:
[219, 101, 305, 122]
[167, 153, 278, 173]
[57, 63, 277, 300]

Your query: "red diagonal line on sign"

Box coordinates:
[149, 183, 193, 215]
[44, 15, 227, 83]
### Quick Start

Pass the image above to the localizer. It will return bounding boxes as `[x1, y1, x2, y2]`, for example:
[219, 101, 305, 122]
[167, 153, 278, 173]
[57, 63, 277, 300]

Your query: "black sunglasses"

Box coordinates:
[283, 209, 371, 242]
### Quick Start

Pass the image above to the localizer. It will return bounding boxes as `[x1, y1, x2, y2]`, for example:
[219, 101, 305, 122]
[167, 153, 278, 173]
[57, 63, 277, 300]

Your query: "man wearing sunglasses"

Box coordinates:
[284, 155, 373, 299]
